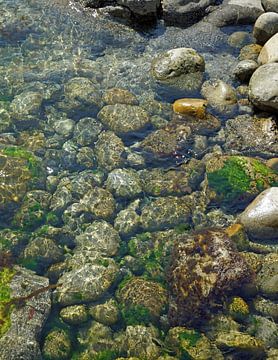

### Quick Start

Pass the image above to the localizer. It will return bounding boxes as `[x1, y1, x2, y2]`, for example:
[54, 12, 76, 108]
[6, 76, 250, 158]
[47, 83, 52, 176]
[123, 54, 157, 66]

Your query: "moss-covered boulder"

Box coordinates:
[0, 267, 15, 338]
[206, 155, 278, 210]
[0, 147, 44, 221]
[116, 277, 167, 321]
[42, 329, 72, 360]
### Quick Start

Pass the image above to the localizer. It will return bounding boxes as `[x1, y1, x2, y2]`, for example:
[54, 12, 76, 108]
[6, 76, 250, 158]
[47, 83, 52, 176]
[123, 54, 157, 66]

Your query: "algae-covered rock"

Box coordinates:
[116, 277, 167, 319]
[105, 168, 142, 199]
[228, 296, 249, 321]
[0, 266, 51, 360]
[247, 315, 278, 348]
[206, 155, 278, 210]
[114, 200, 141, 236]
[215, 331, 266, 359]
[74, 117, 103, 146]
[140, 195, 192, 231]
[125, 325, 161, 359]
[257, 255, 278, 299]
[95, 131, 126, 171]
[89, 298, 119, 326]
[98, 104, 149, 134]
[168, 229, 254, 326]
[165, 327, 224, 360]
[76, 220, 120, 256]
[60, 304, 89, 325]
[0, 147, 44, 221]
[253, 296, 278, 322]
[81, 187, 116, 220]
[42, 329, 72, 360]
[54, 250, 119, 306]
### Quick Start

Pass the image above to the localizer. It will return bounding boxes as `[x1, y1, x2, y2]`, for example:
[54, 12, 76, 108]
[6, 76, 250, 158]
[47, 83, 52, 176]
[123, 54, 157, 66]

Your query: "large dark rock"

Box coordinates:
[167, 229, 254, 326]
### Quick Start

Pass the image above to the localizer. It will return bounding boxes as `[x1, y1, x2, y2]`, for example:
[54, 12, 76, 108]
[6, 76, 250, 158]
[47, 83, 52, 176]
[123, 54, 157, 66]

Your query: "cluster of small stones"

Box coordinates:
[0, 1, 277, 360]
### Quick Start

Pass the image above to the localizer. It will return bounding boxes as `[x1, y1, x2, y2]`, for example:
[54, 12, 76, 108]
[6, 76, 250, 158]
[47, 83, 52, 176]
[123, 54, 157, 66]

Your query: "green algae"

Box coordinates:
[0, 267, 15, 338]
[179, 329, 202, 360]
[120, 304, 152, 326]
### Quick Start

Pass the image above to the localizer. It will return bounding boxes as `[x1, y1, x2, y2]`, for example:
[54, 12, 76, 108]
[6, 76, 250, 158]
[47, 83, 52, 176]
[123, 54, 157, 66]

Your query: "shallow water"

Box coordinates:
[0, 0, 277, 359]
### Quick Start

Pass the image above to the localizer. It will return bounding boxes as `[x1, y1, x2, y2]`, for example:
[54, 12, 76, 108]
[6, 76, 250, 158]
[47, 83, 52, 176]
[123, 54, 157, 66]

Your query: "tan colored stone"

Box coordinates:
[258, 33, 278, 64]
[173, 98, 208, 118]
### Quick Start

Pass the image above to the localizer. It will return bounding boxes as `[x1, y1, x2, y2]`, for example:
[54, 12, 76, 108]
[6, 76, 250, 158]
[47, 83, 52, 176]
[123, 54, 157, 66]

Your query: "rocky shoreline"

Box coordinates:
[0, 0, 278, 359]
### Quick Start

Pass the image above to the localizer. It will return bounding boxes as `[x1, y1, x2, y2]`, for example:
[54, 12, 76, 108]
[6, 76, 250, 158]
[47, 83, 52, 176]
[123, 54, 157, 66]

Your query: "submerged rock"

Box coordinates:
[206, 155, 278, 210]
[73, 117, 103, 146]
[89, 298, 119, 326]
[239, 187, 278, 241]
[98, 104, 150, 134]
[42, 329, 72, 360]
[80, 187, 116, 220]
[0, 267, 51, 360]
[102, 88, 139, 105]
[60, 305, 89, 325]
[105, 168, 142, 199]
[173, 98, 208, 118]
[167, 229, 254, 326]
[201, 79, 237, 112]
[233, 60, 258, 82]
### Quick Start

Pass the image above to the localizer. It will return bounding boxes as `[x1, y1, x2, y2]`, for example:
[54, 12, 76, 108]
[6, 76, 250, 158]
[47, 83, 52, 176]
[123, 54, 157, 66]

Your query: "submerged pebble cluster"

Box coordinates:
[0, 0, 278, 359]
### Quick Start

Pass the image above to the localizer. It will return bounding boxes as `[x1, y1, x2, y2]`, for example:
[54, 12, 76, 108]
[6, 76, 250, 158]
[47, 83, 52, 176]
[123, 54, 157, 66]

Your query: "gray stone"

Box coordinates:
[53, 118, 75, 137]
[233, 60, 258, 82]
[162, 0, 216, 26]
[253, 296, 278, 321]
[76, 220, 120, 256]
[74, 117, 103, 146]
[253, 12, 278, 45]
[247, 315, 278, 348]
[105, 168, 142, 198]
[114, 199, 141, 236]
[240, 187, 278, 241]
[249, 63, 278, 112]
[201, 79, 237, 112]
[262, 0, 278, 12]
[0, 267, 51, 360]
[151, 48, 205, 81]
[258, 33, 278, 64]
[228, 31, 254, 48]
[257, 254, 278, 299]
[117, 0, 160, 17]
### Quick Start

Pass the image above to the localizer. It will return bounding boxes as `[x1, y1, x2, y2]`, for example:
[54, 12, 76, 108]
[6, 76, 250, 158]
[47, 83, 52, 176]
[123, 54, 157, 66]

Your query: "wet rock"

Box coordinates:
[239, 44, 262, 61]
[204, 0, 264, 27]
[173, 98, 208, 118]
[139, 122, 192, 158]
[253, 12, 278, 45]
[10, 91, 43, 129]
[151, 48, 205, 89]
[162, 0, 216, 26]
[228, 296, 249, 321]
[77, 320, 115, 351]
[249, 63, 278, 112]
[21, 236, 64, 273]
[165, 327, 224, 360]
[215, 331, 266, 359]
[95, 131, 125, 171]
[0, 108, 11, 132]
[172, 111, 221, 135]
[239, 187, 278, 241]
[70, 170, 105, 198]
[76, 220, 120, 256]
[105, 168, 142, 199]
[233, 60, 258, 82]
[268, 348, 278, 359]
[262, 0, 278, 12]
[117, 277, 167, 318]
[13, 190, 51, 231]
[17, 130, 46, 154]
[201, 79, 237, 112]
[253, 296, 278, 321]
[50, 178, 73, 213]
[114, 200, 141, 236]
[42, 329, 72, 360]
[167, 229, 254, 326]
[76, 146, 96, 169]
[125, 325, 161, 359]
[139, 159, 205, 197]
[205, 315, 241, 339]
[228, 31, 254, 48]
[117, 0, 160, 20]
[257, 254, 278, 299]
[140, 195, 192, 231]
[206, 155, 278, 210]
[102, 88, 139, 105]
[0, 148, 43, 221]
[60, 305, 89, 325]
[224, 113, 278, 157]
[98, 104, 149, 134]
[0, 267, 51, 360]
[266, 158, 278, 172]
[54, 250, 119, 306]
[62, 77, 101, 114]
[74, 117, 103, 146]
[258, 33, 278, 64]
[89, 298, 119, 326]
[80, 187, 116, 220]
[53, 118, 75, 138]
[247, 315, 278, 348]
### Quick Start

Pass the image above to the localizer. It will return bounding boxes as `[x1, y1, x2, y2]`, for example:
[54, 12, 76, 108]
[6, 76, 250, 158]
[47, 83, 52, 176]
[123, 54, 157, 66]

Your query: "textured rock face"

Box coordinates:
[167, 229, 254, 326]
[162, 0, 216, 26]
[116, 0, 160, 17]
[0, 267, 51, 360]
[262, 0, 278, 12]
[239, 188, 278, 241]
[249, 63, 278, 112]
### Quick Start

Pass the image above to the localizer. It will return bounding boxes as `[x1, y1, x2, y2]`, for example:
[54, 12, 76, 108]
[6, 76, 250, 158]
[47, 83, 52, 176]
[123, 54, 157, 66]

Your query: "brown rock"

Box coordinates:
[173, 98, 208, 118]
